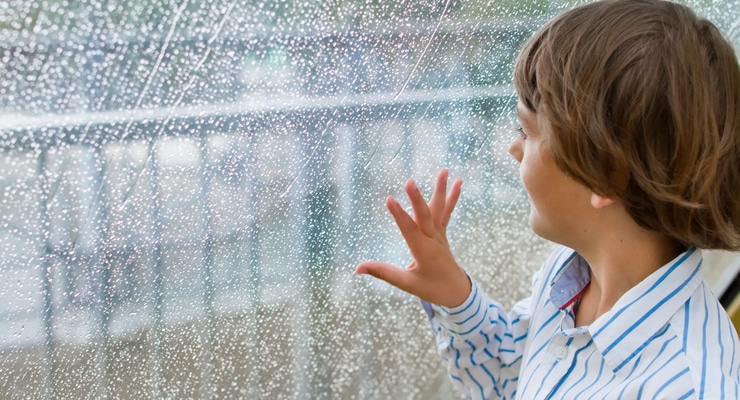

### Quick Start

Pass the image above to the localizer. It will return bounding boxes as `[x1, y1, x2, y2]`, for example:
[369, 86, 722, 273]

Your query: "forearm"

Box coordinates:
[425, 278, 530, 400]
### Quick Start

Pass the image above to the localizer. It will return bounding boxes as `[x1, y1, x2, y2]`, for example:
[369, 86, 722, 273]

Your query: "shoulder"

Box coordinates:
[669, 280, 740, 399]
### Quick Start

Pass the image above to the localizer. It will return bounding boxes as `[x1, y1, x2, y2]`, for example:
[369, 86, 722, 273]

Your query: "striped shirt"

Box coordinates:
[423, 246, 740, 399]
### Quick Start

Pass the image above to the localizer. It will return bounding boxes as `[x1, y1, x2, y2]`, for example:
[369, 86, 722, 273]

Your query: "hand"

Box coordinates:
[355, 169, 471, 308]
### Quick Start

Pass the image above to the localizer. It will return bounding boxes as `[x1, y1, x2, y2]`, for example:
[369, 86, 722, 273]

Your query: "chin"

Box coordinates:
[528, 214, 560, 244]
[528, 214, 546, 238]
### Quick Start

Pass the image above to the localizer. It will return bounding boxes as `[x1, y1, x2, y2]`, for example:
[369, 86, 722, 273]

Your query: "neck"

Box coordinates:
[570, 206, 684, 326]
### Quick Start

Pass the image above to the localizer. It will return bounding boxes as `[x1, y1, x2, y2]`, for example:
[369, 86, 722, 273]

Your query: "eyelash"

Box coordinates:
[516, 125, 528, 140]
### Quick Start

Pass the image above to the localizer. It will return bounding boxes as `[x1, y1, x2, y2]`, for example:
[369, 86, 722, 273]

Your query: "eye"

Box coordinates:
[516, 125, 528, 140]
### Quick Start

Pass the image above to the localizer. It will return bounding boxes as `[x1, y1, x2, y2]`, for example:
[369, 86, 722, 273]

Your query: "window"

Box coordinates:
[1, 0, 738, 398]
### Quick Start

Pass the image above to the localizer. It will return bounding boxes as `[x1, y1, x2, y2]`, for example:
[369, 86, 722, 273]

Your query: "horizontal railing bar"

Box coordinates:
[1, 85, 514, 132]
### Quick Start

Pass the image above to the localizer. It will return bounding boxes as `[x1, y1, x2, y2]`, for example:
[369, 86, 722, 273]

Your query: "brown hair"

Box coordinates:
[514, 0, 740, 250]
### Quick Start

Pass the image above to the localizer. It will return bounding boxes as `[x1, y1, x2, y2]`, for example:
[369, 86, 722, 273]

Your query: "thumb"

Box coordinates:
[355, 261, 415, 293]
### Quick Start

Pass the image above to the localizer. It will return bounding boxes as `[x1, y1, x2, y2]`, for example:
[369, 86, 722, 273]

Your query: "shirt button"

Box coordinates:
[555, 346, 568, 359]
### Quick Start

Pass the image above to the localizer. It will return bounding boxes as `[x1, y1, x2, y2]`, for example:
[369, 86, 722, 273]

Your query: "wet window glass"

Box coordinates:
[1, 0, 738, 398]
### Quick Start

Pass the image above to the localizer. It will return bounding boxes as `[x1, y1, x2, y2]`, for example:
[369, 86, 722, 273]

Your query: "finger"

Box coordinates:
[405, 179, 435, 236]
[442, 178, 463, 226]
[387, 195, 439, 265]
[355, 261, 420, 296]
[385, 195, 422, 246]
[428, 169, 448, 227]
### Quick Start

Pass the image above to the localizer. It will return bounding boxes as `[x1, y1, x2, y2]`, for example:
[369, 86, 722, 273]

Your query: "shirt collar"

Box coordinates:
[549, 247, 704, 374]
[587, 247, 703, 374]
[550, 253, 591, 310]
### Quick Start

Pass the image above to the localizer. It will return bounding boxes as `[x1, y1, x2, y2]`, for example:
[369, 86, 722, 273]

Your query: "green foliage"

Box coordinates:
[455, 0, 553, 21]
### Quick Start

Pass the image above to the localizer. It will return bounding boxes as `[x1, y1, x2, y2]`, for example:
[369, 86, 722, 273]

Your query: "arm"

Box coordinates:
[356, 169, 529, 399]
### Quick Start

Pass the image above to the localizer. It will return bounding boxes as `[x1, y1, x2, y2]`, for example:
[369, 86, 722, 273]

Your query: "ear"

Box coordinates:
[591, 192, 616, 209]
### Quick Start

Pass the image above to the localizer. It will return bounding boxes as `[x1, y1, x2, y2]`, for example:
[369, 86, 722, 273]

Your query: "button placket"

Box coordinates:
[554, 345, 568, 359]
[547, 333, 569, 360]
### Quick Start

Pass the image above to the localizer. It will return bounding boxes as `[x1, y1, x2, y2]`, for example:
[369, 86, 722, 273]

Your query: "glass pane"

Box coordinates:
[0, 0, 738, 398]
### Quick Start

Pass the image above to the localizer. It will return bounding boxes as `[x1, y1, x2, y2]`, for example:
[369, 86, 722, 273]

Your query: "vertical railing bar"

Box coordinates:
[197, 133, 217, 399]
[241, 125, 262, 397]
[302, 113, 337, 400]
[348, 118, 373, 399]
[342, 109, 372, 394]
[37, 149, 57, 400]
[147, 140, 165, 398]
[90, 145, 112, 399]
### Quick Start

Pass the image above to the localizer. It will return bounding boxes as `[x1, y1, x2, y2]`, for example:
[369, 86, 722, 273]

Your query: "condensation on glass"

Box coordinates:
[0, 0, 737, 398]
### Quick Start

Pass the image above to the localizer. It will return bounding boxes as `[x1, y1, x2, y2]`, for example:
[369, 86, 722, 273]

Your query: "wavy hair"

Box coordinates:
[514, 0, 740, 250]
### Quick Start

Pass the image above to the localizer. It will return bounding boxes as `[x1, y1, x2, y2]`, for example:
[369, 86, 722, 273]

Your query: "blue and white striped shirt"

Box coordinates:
[423, 246, 740, 399]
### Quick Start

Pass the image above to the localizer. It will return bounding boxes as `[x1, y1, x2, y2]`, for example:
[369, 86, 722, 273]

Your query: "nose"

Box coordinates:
[508, 136, 523, 163]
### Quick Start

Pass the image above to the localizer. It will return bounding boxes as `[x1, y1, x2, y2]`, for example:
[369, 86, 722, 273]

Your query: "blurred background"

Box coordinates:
[0, 0, 738, 398]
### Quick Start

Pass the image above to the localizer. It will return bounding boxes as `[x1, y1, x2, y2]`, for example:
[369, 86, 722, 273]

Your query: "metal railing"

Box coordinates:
[0, 22, 536, 399]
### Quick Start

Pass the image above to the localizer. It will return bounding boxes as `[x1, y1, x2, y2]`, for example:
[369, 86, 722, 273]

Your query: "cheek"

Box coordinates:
[518, 156, 542, 199]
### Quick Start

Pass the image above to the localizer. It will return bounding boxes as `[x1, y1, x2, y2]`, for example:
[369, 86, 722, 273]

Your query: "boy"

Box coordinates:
[356, 0, 740, 398]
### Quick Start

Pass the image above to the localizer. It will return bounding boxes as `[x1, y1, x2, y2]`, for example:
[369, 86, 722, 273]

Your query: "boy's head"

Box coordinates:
[514, 0, 740, 250]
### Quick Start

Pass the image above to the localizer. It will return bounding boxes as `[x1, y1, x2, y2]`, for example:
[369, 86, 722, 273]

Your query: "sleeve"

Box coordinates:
[422, 277, 532, 400]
